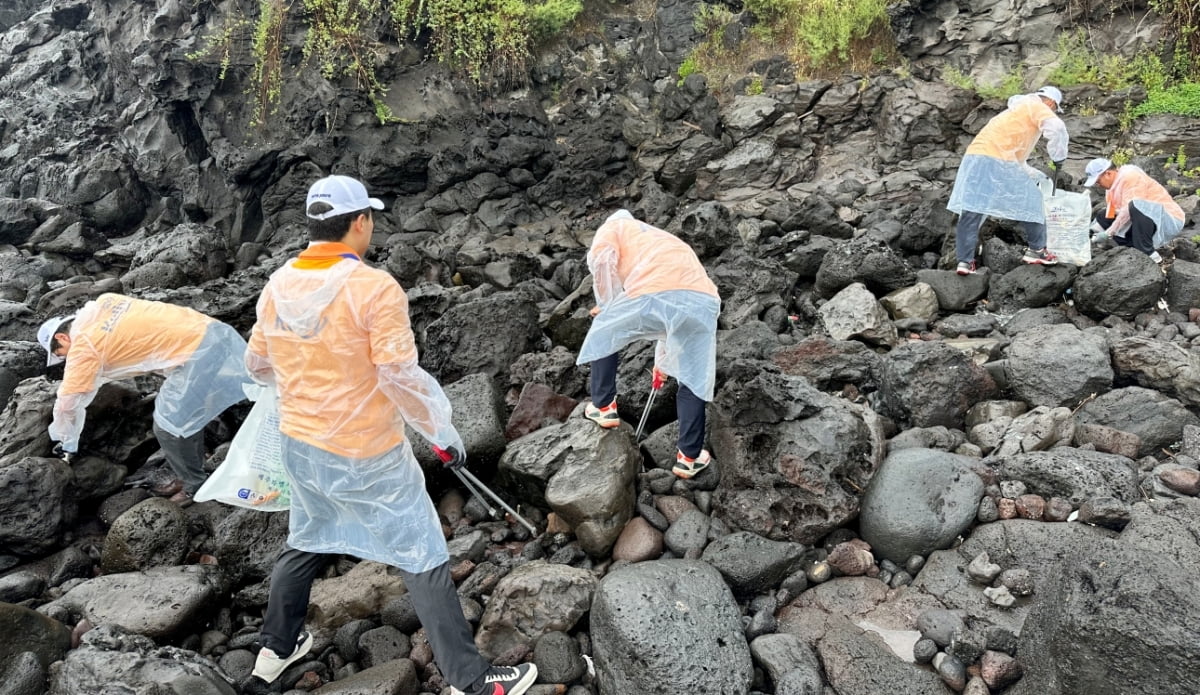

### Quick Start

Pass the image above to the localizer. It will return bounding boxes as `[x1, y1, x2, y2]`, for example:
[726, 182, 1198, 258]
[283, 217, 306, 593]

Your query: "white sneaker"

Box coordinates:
[450, 663, 538, 695]
[1150, 250, 1163, 264]
[251, 631, 313, 683]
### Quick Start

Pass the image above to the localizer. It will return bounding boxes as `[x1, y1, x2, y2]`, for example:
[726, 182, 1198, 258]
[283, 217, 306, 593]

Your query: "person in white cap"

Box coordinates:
[947, 85, 1069, 275]
[1084, 157, 1185, 263]
[243, 175, 536, 695]
[37, 296, 252, 504]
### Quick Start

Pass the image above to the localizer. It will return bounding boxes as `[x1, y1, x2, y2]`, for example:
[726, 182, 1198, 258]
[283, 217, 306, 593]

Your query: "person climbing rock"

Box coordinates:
[243, 175, 536, 695]
[947, 85, 1069, 275]
[576, 209, 721, 480]
[39, 295, 252, 506]
[1084, 156, 1184, 263]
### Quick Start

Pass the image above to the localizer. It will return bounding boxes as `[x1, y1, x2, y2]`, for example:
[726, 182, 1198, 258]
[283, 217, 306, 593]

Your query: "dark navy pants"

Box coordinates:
[590, 353, 706, 458]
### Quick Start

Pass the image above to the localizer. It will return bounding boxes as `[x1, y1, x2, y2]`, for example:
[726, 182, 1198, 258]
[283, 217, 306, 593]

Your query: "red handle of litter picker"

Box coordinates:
[651, 368, 666, 390]
[432, 446, 452, 463]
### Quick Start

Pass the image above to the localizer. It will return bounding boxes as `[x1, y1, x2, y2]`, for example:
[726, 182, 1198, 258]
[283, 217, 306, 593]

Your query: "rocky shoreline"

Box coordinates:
[3, 0, 1200, 693]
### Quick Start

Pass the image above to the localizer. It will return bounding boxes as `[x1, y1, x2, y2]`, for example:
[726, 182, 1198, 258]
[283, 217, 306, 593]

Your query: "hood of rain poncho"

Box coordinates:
[270, 258, 360, 337]
[947, 95, 1068, 224]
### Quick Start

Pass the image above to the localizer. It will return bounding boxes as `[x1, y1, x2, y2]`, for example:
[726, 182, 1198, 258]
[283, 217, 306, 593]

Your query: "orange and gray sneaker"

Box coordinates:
[673, 449, 712, 479]
[584, 401, 620, 429]
[450, 664, 538, 695]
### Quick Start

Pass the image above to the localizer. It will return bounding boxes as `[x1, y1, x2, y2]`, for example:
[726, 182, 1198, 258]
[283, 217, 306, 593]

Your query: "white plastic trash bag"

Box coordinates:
[195, 383, 290, 511]
[1041, 184, 1092, 266]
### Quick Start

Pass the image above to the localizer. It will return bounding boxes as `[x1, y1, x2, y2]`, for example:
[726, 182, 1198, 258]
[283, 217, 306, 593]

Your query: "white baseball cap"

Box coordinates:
[1084, 158, 1113, 187]
[38, 315, 75, 366]
[305, 175, 384, 220]
[1036, 86, 1063, 110]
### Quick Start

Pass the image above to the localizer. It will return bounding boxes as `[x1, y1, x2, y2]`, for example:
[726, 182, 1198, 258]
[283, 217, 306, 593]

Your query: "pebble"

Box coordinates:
[912, 638, 938, 664]
[1014, 494, 1045, 520]
[805, 561, 832, 584]
[889, 570, 912, 589]
[827, 541, 875, 577]
[981, 649, 1024, 689]
[985, 625, 1019, 655]
[1078, 497, 1132, 530]
[997, 568, 1034, 596]
[983, 585, 1016, 608]
[976, 497, 999, 523]
[963, 675, 990, 695]
[999, 480, 1027, 498]
[966, 552, 1001, 585]
[997, 498, 1017, 520]
[1160, 467, 1200, 496]
[1043, 497, 1073, 521]
[905, 555, 925, 575]
[916, 609, 963, 647]
[934, 652, 967, 691]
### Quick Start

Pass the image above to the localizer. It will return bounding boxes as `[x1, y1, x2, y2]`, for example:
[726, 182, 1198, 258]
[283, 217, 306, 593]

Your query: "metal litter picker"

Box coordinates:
[433, 447, 537, 535]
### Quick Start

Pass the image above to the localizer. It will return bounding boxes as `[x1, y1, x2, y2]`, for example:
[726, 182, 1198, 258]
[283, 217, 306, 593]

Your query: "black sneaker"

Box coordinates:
[250, 631, 313, 683]
[452, 663, 538, 695]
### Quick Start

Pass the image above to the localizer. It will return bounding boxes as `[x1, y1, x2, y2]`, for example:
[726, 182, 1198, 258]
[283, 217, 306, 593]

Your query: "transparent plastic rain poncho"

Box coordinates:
[246, 253, 460, 572]
[1102, 165, 1186, 248]
[575, 211, 721, 401]
[48, 294, 251, 453]
[947, 94, 1070, 224]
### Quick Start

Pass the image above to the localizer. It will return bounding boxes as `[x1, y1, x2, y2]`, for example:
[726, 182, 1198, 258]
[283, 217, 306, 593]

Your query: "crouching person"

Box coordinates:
[245, 175, 536, 695]
[1084, 157, 1185, 263]
[39, 295, 252, 504]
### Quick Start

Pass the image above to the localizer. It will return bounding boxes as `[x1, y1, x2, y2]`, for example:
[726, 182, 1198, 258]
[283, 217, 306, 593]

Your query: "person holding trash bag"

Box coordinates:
[243, 175, 536, 695]
[947, 85, 1069, 275]
[1084, 157, 1185, 263]
[576, 209, 721, 480]
[38, 294, 251, 505]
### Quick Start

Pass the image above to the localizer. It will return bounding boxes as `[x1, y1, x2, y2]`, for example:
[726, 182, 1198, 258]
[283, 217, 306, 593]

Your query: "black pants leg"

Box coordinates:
[589, 353, 619, 408]
[260, 547, 330, 655]
[1099, 204, 1157, 255]
[398, 562, 492, 691]
[676, 384, 706, 458]
[152, 422, 208, 494]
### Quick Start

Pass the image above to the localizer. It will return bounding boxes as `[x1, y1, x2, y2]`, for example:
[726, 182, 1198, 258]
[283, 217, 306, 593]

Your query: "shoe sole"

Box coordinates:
[507, 664, 538, 695]
[585, 413, 620, 429]
[1022, 258, 1058, 265]
[955, 270, 973, 276]
[672, 462, 709, 480]
[251, 632, 314, 683]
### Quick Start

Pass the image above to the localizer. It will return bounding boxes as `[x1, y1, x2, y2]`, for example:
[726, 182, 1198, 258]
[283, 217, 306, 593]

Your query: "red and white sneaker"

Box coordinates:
[451, 663, 538, 695]
[673, 449, 712, 479]
[1022, 247, 1058, 265]
[956, 261, 977, 276]
[584, 401, 620, 429]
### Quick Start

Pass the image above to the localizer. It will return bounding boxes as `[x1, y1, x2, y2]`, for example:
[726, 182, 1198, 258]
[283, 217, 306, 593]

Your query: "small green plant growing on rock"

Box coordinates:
[746, 76, 764, 95]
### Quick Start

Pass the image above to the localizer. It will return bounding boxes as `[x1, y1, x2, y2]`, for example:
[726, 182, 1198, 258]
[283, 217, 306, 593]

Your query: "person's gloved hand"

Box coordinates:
[51, 442, 75, 464]
[432, 445, 466, 470]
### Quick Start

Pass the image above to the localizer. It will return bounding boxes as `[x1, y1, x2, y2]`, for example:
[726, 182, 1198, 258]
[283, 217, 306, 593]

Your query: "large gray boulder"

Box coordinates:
[0, 602, 71, 671]
[474, 561, 596, 662]
[916, 268, 990, 313]
[1165, 257, 1200, 312]
[310, 659, 419, 694]
[817, 622, 946, 695]
[410, 372, 506, 469]
[815, 236, 916, 299]
[501, 406, 640, 555]
[877, 341, 997, 429]
[421, 291, 542, 384]
[49, 625, 235, 695]
[1073, 247, 1165, 319]
[1111, 336, 1200, 407]
[1009, 537, 1200, 694]
[120, 223, 229, 291]
[591, 560, 753, 695]
[1005, 324, 1112, 408]
[210, 506, 291, 584]
[987, 264, 1075, 313]
[859, 448, 984, 564]
[0, 378, 56, 463]
[818, 283, 898, 346]
[711, 361, 887, 544]
[0, 342, 43, 410]
[0, 457, 72, 556]
[701, 531, 809, 596]
[771, 336, 882, 392]
[100, 498, 189, 573]
[992, 449, 1139, 504]
[1075, 387, 1200, 457]
[44, 565, 229, 639]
